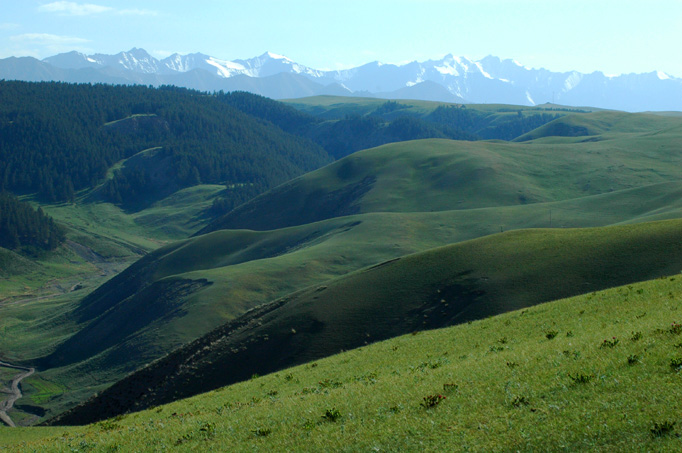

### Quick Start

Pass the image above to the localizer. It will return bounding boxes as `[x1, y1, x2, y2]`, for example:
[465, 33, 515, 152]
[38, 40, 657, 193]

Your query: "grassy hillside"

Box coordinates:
[515, 110, 682, 141]
[3, 103, 682, 426]
[5, 271, 682, 450]
[201, 112, 682, 233]
[44, 219, 682, 425]
[4, 105, 682, 423]
[9, 179, 682, 421]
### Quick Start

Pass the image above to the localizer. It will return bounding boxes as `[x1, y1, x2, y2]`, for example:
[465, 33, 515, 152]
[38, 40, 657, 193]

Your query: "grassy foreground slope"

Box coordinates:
[5, 270, 682, 450]
[46, 218, 682, 425]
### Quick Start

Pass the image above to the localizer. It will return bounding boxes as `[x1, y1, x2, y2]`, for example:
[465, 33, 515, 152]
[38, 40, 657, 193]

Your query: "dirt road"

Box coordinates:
[0, 360, 35, 427]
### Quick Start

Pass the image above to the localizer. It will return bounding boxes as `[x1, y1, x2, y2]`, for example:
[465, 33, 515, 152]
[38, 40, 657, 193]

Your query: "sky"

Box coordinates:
[1, 0, 681, 77]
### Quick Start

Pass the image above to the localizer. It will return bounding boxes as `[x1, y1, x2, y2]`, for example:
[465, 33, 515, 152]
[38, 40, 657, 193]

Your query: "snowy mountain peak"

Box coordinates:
[657, 71, 671, 80]
[263, 51, 290, 61]
[13, 48, 682, 111]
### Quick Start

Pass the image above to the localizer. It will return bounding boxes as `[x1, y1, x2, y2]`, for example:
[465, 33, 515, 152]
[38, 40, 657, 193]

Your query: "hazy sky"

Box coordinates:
[1, 0, 681, 76]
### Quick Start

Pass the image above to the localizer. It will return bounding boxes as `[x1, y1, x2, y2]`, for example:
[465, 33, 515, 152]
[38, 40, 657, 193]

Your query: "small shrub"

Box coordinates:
[389, 404, 403, 413]
[511, 396, 530, 407]
[322, 407, 342, 422]
[562, 350, 581, 359]
[97, 420, 121, 432]
[421, 394, 446, 409]
[669, 357, 682, 371]
[599, 337, 619, 349]
[318, 378, 343, 389]
[627, 355, 640, 366]
[651, 420, 676, 437]
[630, 331, 643, 342]
[443, 382, 458, 393]
[568, 372, 593, 384]
[545, 330, 558, 340]
[252, 427, 272, 437]
[199, 422, 216, 439]
[498, 337, 509, 344]
[669, 322, 682, 335]
[284, 373, 294, 381]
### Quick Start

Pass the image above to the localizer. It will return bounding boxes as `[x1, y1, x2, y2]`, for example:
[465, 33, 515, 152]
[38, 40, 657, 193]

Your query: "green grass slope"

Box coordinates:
[515, 110, 682, 142]
[7, 269, 682, 450]
[20, 180, 682, 419]
[201, 112, 682, 233]
[45, 219, 682, 425]
[5, 109, 682, 423]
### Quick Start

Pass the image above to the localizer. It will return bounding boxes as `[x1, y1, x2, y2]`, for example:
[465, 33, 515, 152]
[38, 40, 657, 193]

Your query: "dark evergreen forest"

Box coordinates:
[0, 192, 64, 251]
[0, 81, 331, 209]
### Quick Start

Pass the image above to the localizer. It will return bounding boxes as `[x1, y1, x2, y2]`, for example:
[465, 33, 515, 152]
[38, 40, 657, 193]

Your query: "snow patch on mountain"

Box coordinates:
[24, 48, 682, 111]
[657, 71, 670, 80]
[564, 72, 583, 91]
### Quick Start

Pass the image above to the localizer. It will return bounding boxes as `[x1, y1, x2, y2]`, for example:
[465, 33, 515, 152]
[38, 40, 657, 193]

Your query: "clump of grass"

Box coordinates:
[318, 378, 343, 389]
[627, 355, 640, 366]
[668, 322, 682, 335]
[175, 422, 216, 446]
[545, 330, 559, 340]
[96, 420, 121, 432]
[420, 394, 446, 409]
[322, 408, 342, 422]
[669, 357, 682, 371]
[511, 396, 530, 407]
[252, 427, 272, 437]
[599, 337, 619, 348]
[442, 382, 458, 393]
[630, 331, 643, 341]
[506, 361, 519, 369]
[650, 420, 676, 437]
[568, 372, 594, 384]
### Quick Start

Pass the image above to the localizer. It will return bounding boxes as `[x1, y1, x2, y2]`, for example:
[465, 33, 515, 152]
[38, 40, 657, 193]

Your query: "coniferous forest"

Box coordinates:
[0, 81, 331, 209]
[0, 191, 64, 251]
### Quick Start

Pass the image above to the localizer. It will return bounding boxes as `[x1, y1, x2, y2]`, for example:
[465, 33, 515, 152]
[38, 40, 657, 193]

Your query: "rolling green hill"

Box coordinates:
[6, 264, 680, 450]
[201, 112, 682, 233]
[3, 101, 682, 427]
[44, 218, 682, 425]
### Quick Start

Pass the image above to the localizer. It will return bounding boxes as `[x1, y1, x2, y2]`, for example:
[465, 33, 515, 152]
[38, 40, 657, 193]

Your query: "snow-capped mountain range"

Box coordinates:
[1, 48, 681, 111]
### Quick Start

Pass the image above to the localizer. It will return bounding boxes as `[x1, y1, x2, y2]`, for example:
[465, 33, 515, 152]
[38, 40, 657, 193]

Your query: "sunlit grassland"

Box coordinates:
[4, 274, 682, 451]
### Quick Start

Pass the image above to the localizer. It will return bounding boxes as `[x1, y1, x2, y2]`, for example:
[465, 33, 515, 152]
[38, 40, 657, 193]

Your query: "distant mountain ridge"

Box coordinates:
[2, 48, 681, 111]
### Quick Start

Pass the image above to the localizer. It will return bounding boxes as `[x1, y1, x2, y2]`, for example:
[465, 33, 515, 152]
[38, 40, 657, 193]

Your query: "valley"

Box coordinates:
[1, 82, 682, 450]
